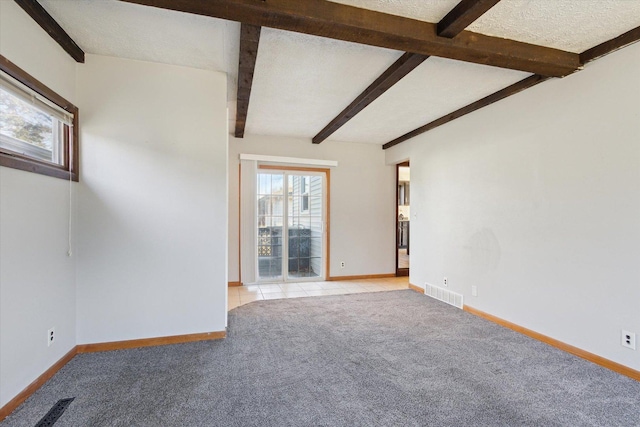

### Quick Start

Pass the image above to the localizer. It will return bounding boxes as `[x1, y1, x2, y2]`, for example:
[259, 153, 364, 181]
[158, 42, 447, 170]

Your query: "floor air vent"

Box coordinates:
[35, 398, 74, 427]
[425, 284, 464, 309]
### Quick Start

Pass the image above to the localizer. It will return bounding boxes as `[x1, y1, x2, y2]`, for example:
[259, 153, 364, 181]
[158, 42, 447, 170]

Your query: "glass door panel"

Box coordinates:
[288, 174, 323, 279]
[257, 173, 284, 281]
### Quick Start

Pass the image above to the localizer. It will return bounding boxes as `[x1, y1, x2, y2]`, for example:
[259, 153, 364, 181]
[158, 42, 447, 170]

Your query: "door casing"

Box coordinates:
[257, 165, 330, 283]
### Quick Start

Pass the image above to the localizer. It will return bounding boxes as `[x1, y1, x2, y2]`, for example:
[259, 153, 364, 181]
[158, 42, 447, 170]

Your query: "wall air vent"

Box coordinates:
[425, 284, 464, 309]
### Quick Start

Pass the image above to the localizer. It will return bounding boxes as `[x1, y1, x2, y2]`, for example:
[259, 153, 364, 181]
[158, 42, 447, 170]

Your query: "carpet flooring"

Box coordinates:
[3, 290, 640, 426]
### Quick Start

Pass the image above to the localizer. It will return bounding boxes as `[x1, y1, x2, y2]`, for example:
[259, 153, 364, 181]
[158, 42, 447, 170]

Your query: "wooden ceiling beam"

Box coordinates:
[312, 52, 429, 144]
[312, 0, 501, 144]
[14, 0, 84, 63]
[235, 24, 261, 138]
[437, 0, 502, 38]
[382, 26, 640, 149]
[120, 0, 579, 77]
[580, 26, 640, 64]
[382, 74, 550, 150]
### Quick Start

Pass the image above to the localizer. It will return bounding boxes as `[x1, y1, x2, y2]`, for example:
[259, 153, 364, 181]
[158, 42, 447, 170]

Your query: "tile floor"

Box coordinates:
[228, 277, 410, 310]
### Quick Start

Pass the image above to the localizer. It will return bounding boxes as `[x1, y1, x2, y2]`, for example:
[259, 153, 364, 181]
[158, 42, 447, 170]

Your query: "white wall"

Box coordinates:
[76, 55, 228, 344]
[229, 135, 395, 282]
[0, 1, 77, 407]
[386, 43, 640, 370]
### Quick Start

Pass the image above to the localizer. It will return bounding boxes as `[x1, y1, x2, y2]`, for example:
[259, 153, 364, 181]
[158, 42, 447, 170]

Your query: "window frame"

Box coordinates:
[0, 55, 78, 181]
[301, 176, 310, 213]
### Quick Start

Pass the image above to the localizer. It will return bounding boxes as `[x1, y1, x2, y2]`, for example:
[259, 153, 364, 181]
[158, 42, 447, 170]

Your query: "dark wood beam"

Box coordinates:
[312, 0, 501, 144]
[235, 24, 261, 138]
[312, 52, 429, 144]
[580, 26, 640, 64]
[382, 74, 550, 149]
[382, 26, 640, 150]
[120, 0, 579, 77]
[437, 0, 501, 38]
[14, 0, 84, 63]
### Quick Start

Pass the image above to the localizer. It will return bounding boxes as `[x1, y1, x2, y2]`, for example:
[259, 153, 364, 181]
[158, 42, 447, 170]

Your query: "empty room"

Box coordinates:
[1, 0, 639, 425]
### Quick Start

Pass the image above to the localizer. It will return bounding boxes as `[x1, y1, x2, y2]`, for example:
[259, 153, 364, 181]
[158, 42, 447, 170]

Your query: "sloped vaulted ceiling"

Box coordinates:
[39, 0, 640, 146]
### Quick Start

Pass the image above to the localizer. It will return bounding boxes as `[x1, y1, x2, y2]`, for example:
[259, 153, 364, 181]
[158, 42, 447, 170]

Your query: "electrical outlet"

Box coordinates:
[471, 286, 478, 297]
[443, 277, 448, 287]
[47, 327, 55, 347]
[340, 261, 345, 268]
[621, 330, 636, 350]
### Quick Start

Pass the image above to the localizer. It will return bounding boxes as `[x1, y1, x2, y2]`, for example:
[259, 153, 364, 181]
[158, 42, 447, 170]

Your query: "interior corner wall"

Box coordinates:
[385, 42, 640, 371]
[228, 135, 395, 282]
[75, 55, 228, 344]
[0, 1, 78, 407]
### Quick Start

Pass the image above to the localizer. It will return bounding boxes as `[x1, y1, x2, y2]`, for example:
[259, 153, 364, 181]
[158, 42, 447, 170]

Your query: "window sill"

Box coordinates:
[0, 151, 77, 181]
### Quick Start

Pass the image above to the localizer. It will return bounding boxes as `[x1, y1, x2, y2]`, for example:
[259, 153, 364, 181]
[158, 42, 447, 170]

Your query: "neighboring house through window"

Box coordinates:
[301, 176, 310, 213]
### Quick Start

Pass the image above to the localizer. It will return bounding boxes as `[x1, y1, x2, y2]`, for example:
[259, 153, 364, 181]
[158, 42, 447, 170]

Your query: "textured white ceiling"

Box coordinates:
[39, 0, 239, 98]
[330, 57, 531, 144]
[328, 0, 460, 23]
[245, 28, 403, 139]
[468, 0, 640, 53]
[34, 0, 640, 145]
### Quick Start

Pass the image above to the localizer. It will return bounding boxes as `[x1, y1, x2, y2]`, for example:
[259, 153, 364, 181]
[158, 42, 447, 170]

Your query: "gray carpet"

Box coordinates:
[3, 290, 640, 426]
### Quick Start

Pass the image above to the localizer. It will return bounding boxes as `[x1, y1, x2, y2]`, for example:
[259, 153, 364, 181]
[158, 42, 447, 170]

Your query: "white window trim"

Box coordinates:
[239, 153, 338, 168]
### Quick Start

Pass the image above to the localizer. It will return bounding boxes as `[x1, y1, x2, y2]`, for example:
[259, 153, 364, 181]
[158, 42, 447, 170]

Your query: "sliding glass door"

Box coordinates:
[257, 170, 326, 282]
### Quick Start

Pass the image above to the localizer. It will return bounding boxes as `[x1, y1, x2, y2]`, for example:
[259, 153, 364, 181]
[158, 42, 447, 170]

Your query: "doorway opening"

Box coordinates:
[256, 167, 328, 283]
[396, 162, 409, 276]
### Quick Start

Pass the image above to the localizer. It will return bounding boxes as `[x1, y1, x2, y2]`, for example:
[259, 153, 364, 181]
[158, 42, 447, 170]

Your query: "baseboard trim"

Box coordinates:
[327, 273, 395, 281]
[77, 331, 226, 353]
[228, 281, 242, 287]
[464, 305, 640, 382]
[408, 283, 425, 294]
[0, 330, 227, 421]
[0, 347, 78, 422]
